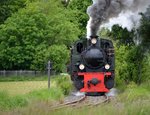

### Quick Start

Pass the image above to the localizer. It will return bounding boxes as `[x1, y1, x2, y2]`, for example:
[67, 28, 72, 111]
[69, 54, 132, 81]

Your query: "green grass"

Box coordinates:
[48, 101, 150, 115]
[0, 75, 48, 82]
[0, 75, 72, 96]
[118, 82, 150, 102]
[2, 88, 149, 115]
[32, 82, 149, 115]
[27, 88, 64, 101]
[0, 76, 149, 115]
[0, 81, 50, 95]
[0, 88, 64, 111]
[12, 81, 149, 115]
[0, 74, 70, 82]
[0, 91, 28, 111]
[0, 75, 72, 111]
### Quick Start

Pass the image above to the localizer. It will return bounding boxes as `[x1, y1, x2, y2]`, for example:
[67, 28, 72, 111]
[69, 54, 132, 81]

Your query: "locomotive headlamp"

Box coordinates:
[91, 38, 97, 44]
[79, 64, 85, 70]
[105, 64, 110, 70]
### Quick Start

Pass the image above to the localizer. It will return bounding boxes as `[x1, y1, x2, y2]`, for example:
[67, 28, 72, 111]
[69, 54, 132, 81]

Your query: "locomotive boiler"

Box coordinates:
[68, 36, 115, 95]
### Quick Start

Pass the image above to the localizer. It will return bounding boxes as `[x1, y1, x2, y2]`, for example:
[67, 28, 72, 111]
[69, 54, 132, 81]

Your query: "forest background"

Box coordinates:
[0, 0, 150, 85]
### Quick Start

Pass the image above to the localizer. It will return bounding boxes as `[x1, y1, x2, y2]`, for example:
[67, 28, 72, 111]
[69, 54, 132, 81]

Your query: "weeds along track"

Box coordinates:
[49, 95, 109, 110]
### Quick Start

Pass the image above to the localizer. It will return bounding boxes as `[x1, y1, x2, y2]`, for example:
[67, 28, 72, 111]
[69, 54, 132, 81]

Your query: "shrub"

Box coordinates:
[55, 76, 73, 95]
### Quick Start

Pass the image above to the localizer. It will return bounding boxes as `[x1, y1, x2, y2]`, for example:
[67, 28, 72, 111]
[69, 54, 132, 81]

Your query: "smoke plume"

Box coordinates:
[86, 0, 150, 39]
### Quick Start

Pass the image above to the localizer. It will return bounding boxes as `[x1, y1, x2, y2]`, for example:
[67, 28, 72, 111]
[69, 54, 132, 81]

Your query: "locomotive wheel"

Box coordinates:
[73, 79, 84, 90]
[105, 77, 114, 89]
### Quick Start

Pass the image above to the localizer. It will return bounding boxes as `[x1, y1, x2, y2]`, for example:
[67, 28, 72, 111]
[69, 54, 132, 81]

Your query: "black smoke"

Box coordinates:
[87, 0, 150, 39]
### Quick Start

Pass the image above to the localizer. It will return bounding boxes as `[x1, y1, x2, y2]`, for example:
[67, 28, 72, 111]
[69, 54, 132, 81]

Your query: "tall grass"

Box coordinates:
[0, 81, 48, 95]
[48, 81, 150, 115]
[27, 88, 64, 101]
[0, 75, 72, 111]
[48, 101, 149, 115]
[1, 76, 149, 115]
[0, 88, 64, 111]
[0, 91, 28, 110]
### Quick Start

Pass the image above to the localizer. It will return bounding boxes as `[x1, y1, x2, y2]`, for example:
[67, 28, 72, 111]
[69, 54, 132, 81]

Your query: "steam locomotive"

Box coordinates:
[68, 36, 115, 95]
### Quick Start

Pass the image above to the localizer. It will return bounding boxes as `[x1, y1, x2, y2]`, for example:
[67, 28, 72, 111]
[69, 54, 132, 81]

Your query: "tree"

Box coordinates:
[68, 0, 92, 36]
[139, 5, 150, 48]
[110, 24, 135, 46]
[31, 44, 69, 73]
[134, 6, 150, 84]
[46, 45, 69, 73]
[0, 0, 26, 24]
[0, 0, 80, 70]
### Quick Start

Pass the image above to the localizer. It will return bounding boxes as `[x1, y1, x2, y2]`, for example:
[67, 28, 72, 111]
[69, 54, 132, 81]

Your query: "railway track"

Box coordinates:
[49, 95, 109, 111]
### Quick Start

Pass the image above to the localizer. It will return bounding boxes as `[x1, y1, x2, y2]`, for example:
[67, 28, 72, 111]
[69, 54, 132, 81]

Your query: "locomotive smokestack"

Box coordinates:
[87, 35, 100, 47]
[86, 0, 150, 39]
[90, 35, 99, 39]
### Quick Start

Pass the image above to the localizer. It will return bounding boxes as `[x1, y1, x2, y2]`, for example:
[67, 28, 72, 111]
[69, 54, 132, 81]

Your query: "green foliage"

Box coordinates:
[115, 45, 129, 85]
[99, 27, 111, 38]
[100, 26, 146, 85]
[141, 53, 150, 82]
[0, 0, 80, 71]
[32, 44, 70, 72]
[68, 0, 92, 36]
[55, 76, 73, 95]
[45, 45, 69, 73]
[139, 6, 150, 48]
[0, 0, 26, 24]
[110, 24, 135, 45]
[115, 44, 143, 84]
[110, 17, 150, 85]
[0, 0, 149, 85]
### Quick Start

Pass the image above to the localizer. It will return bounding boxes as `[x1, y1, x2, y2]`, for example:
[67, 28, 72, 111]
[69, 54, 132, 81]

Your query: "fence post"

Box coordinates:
[48, 61, 51, 89]
[4, 70, 6, 77]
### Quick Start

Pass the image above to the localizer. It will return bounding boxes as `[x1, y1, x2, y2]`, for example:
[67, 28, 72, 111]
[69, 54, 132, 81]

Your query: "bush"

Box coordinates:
[55, 76, 73, 95]
[141, 53, 150, 83]
[115, 44, 149, 85]
[115, 45, 129, 85]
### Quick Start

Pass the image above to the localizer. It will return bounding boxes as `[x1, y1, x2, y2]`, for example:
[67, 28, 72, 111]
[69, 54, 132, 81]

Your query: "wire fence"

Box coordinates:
[0, 70, 59, 95]
[0, 70, 60, 77]
[0, 69, 69, 96]
[0, 70, 47, 77]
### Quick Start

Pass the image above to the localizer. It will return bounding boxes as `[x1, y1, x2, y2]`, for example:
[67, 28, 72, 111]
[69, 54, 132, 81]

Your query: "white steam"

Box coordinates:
[100, 11, 141, 31]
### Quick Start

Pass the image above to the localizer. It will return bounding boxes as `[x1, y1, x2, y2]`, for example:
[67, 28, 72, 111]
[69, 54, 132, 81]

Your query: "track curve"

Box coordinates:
[49, 95, 109, 111]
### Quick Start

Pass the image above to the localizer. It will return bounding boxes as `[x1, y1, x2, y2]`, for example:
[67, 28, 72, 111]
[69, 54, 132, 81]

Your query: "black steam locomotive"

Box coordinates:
[68, 36, 115, 95]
